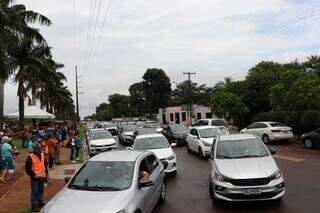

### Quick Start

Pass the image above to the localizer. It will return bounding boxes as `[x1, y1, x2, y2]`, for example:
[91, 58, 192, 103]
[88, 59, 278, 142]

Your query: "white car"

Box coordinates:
[132, 134, 177, 175]
[186, 126, 223, 158]
[192, 119, 229, 134]
[240, 122, 293, 144]
[144, 121, 163, 133]
[89, 129, 117, 156]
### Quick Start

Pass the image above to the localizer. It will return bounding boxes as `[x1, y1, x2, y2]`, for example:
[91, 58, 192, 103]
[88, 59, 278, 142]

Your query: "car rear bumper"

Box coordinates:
[269, 133, 293, 141]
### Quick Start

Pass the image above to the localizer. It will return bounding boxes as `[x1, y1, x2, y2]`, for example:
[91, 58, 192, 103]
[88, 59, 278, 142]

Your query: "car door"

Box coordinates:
[137, 157, 154, 213]
[194, 129, 201, 151]
[246, 123, 259, 135]
[187, 129, 195, 151]
[254, 123, 268, 139]
[146, 154, 162, 210]
[190, 129, 198, 151]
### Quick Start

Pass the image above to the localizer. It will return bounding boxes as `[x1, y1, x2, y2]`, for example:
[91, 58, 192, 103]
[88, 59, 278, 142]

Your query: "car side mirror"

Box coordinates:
[139, 180, 154, 188]
[269, 148, 276, 155]
[64, 176, 71, 184]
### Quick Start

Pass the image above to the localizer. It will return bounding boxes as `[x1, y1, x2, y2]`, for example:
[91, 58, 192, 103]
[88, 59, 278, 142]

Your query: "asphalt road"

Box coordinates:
[153, 142, 320, 213]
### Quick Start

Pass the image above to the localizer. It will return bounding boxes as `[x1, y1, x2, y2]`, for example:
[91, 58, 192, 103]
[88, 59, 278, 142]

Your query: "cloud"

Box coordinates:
[4, 0, 320, 117]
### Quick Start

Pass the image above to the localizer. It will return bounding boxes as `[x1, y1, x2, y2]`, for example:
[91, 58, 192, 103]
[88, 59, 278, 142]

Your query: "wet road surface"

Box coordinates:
[154, 142, 320, 213]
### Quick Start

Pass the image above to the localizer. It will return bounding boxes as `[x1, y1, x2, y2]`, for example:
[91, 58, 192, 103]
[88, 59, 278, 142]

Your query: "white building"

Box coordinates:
[158, 105, 214, 125]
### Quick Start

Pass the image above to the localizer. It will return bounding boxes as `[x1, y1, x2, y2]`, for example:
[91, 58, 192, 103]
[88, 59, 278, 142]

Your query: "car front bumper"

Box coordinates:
[89, 144, 117, 154]
[211, 177, 285, 201]
[160, 158, 177, 173]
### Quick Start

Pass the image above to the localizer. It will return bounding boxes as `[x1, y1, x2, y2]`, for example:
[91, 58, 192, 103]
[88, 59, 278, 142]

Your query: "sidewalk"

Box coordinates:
[0, 146, 82, 213]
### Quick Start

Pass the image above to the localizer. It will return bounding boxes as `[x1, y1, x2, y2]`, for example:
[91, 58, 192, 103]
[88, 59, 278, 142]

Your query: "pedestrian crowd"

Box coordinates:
[0, 122, 80, 212]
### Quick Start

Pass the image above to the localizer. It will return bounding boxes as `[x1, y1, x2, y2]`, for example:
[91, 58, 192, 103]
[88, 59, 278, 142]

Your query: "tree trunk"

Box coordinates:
[0, 79, 4, 131]
[18, 80, 25, 130]
[31, 87, 36, 106]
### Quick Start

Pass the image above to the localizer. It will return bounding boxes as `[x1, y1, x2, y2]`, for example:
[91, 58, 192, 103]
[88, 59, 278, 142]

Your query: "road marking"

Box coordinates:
[274, 155, 304, 162]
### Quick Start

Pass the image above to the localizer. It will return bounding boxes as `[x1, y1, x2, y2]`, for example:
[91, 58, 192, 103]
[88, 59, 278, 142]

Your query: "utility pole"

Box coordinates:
[75, 66, 79, 122]
[183, 72, 196, 126]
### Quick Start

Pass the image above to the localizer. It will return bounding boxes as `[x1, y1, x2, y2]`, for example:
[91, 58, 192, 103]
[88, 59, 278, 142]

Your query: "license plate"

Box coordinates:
[242, 188, 262, 195]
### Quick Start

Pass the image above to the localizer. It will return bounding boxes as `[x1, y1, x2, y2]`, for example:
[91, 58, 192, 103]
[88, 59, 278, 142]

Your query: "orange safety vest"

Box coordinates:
[30, 153, 46, 178]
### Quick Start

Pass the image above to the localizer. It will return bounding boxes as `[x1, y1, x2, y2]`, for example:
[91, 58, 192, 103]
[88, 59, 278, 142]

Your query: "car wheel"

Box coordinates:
[186, 143, 191, 153]
[198, 147, 204, 159]
[304, 139, 313, 149]
[262, 135, 270, 144]
[159, 181, 166, 202]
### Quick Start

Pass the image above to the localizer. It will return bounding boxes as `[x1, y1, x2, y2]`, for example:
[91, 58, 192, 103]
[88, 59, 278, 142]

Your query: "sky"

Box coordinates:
[4, 0, 320, 117]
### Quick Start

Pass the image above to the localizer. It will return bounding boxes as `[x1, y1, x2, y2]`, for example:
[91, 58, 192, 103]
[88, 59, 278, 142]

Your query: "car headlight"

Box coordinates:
[202, 140, 211, 146]
[215, 170, 224, 182]
[270, 169, 282, 180]
[167, 155, 175, 161]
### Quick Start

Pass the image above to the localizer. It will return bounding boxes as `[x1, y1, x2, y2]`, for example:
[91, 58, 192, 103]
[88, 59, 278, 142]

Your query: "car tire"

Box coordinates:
[171, 170, 177, 176]
[262, 134, 270, 144]
[209, 181, 219, 202]
[186, 143, 191, 153]
[159, 181, 166, 203]
[304, 139, 313, 149]
[198, 147, 204, 159]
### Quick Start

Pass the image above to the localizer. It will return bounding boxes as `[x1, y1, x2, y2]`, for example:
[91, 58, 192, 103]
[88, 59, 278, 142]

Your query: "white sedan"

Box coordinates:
[240, 122, 293, 144]
[132, 134, 177, 175]
[89, 129, 117, 156]
[186, 126, 223, 158]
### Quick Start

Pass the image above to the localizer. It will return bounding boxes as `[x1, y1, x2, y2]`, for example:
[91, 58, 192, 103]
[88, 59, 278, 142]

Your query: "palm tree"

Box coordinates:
[7, 37, 51, 129]
[0, 0, 51, 129]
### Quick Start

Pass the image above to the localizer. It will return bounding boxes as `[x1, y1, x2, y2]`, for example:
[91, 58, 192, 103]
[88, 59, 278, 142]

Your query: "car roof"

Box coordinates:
[135, 133, 165, 139]
[90, 128, 107, 132]
[89, 150, 147, 162]
[191, 126, 220, 130]
[219, 133, 257, 141]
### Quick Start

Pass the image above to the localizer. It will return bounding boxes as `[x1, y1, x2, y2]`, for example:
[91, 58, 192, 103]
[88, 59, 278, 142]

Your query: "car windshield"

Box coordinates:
[216, 139, 269, 159]
[136, 122, 145, 128]
[122, 124, 137, 131]
[144, 122, 160, 128]
[199, 128, 223, 138]
[102, 123, 116, 128]
[134, 137, 169, 150]
[211, 119, 226, 126]
[171, 125, 189, 133]
[68, 161, 135, 191]
[91, 131, 113, 140]
[269, 122, 286, 127]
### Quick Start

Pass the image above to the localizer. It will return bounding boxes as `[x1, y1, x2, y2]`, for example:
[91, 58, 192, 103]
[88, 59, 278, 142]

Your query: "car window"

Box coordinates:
[146, 155, 159, 174]
[194, 130, 199, 137]
[90, 131, 113, 140]
[269, 122, 286, 127]
[134, 137, 170, 150]
[190, 129, 196, 135]
[199, 128, 223, 138]
[257, 123, 268, 128]
[247, 123, 258, 129]
[139, 158, 151, 176]
[211, 119, 226, 126]
[202, 120, 209, 125]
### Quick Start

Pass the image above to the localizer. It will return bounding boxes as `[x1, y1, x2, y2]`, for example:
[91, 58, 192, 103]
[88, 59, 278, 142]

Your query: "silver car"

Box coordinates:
[42, 150, 166, 213]
[209, 134, 285, 201]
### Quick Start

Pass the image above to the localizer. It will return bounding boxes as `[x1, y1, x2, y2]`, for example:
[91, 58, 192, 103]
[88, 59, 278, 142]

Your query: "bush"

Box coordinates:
[300, 110, 320, 133]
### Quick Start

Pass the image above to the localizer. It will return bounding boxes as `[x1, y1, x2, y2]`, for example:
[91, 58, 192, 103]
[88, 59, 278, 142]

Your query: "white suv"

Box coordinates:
[186, 126, 223, 158]
[193, 119, 229, 134]
[240, 122, 293, 144]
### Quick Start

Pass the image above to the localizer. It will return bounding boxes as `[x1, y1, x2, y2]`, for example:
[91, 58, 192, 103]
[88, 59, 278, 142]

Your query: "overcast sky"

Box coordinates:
[4, 0, 320, 117]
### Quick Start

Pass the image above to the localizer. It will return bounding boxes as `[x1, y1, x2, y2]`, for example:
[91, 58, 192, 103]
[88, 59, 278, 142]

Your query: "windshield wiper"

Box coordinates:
[69, 185, 102, 191]
[92, 186, 122, 191]
[233, 155, 265, 159]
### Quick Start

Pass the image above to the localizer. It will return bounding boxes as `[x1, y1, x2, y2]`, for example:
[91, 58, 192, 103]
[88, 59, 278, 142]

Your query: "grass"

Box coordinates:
[78, 123, 86, 163]
[12, 138, 23, 150]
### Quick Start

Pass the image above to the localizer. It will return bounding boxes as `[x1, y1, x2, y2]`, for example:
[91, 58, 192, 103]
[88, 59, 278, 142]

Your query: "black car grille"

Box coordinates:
[228, 178, 271, 186]
[216, 190, 283, 200]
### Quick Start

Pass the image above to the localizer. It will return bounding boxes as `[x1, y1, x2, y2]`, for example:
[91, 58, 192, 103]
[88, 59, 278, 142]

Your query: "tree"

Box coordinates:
[129, 82, 145, 117]
[108, 94, 130, 118]
[0, 0, 51, 129]
[303, 55, 320, 76]
[7, 37, 51, 129]
[96, 103, 112, 121]
[209, 91, 249, 125]
[171, 80, 210, 106]
[143, 68, 171, 116]
[270, 69, 320, 111]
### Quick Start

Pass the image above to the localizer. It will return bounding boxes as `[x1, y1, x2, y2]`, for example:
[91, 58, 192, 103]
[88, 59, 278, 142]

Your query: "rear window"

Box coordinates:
[211, 119, 226, 126]
[269, 122, 286, 127]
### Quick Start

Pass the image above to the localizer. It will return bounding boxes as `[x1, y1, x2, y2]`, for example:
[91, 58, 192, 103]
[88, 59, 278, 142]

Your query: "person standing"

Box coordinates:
[74, 135, 81, 161]
[46, 134, 57, 170]
[0, 136, 14, 183]
[25, 143, 47, 212]
[70, 134, 76, 163]
[54, 127, 62, 165]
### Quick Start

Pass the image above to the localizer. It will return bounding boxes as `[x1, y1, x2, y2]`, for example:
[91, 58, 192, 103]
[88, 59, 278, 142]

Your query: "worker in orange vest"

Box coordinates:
[25, 143, 48, 212]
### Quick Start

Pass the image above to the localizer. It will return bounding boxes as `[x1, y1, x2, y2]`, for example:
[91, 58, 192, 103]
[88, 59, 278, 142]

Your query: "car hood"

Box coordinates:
[172, 131, 188, 137]
[215, 156, 278, 179]
[150, 147, 174, 160]
[201, 137, 215, 144]
[90, 138, 116, 146]
[45, 188, 132, 213]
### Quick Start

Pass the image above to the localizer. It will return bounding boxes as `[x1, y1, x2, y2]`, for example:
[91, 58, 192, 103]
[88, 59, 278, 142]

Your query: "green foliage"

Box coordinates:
[300, 110, 320, 133]
[143, 68, 171, 115]
[108, 93, 130, 118]
[129, 82, 145, 116]
[209, 91, 248, 123]
[96, 103, 112, 121]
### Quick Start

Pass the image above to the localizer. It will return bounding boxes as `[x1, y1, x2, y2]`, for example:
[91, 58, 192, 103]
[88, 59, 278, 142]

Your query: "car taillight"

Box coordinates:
[271, 129, 281, 133]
